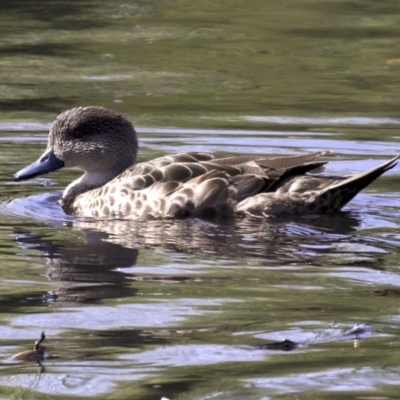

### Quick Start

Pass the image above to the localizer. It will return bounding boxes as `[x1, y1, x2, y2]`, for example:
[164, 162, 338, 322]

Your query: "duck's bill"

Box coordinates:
[13, 147, 65, 181]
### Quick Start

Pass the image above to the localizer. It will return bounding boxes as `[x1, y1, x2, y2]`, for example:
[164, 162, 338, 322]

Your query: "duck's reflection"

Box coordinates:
[16, 230, 138, 305]
[14, 212, 361, 306]
[78, 212, 360, 263]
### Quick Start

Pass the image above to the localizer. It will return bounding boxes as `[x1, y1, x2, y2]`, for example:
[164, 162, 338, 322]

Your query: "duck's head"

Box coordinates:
[14, 106, 138, 183]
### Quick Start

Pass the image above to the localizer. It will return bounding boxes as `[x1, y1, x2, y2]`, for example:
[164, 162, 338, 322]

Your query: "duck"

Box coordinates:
[13, 106, 399, 219]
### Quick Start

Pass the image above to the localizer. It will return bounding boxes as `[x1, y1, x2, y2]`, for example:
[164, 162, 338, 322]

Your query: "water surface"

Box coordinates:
[0, 1, 400, 399]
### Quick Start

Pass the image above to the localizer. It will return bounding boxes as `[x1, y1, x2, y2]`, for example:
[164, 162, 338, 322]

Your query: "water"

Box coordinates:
[0, 0, 400, 399]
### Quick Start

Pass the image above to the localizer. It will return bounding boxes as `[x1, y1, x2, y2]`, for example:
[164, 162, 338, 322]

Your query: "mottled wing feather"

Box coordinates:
[231, 174, 270, 201]
[118, 159, 245, 191]
[120, 151, 331, 191]
[267, 162, 329, 192]
[149, 152, 215, 166]
[214, 151, 330, 169]
[275, 175, 341, 193]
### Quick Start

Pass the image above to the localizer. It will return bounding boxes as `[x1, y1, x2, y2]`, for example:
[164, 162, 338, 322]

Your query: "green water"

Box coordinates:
[0, 0, 400, 399]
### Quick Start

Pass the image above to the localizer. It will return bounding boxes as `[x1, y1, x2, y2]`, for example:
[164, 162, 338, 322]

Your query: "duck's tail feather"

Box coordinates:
[318, 155, 399, 212]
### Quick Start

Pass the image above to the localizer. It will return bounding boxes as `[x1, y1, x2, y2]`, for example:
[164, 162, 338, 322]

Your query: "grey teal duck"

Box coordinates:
[13, 106, 399, 219]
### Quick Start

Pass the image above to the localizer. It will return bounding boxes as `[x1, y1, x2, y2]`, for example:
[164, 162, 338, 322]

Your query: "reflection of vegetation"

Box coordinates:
[1, 1, 108, 29]
[0, 98, 74, 113]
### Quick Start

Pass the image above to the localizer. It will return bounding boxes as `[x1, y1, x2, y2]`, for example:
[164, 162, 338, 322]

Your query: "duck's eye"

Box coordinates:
[73, 130, 85, 139]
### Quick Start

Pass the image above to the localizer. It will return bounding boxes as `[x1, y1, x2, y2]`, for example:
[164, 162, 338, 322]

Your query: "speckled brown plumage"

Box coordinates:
[13, 106, 399, 219]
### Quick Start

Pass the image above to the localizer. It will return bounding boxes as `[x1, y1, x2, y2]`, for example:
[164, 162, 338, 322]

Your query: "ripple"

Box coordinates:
[244, 116, 400, 126]
[0, 192, 69, 225]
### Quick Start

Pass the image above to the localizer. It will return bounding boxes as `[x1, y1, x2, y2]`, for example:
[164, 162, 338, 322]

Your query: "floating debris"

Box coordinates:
[386, 58, 400, 65]
[253, 323, 371, 352]
[340, 323, 370, 340]
[254, 339, 298, 352]
[8, 331, 47, 368]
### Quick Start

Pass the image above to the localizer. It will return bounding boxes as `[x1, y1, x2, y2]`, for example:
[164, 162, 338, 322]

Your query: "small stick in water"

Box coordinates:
[8, 331, 46, 370]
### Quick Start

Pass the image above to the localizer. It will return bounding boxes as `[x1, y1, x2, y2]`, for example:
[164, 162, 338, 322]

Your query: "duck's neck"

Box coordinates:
[62, 171, 116, 204]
